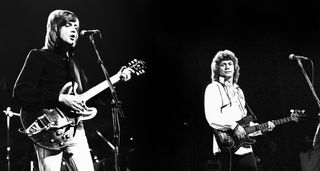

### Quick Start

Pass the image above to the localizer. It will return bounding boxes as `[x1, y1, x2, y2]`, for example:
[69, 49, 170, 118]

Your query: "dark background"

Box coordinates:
[1, 0, 320, 170]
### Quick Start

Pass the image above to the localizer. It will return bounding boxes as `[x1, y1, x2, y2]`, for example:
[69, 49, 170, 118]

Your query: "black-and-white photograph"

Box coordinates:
[0, 1, 319, 171]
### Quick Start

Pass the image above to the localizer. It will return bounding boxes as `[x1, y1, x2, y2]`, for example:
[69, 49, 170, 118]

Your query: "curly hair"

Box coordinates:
[210, 49, 240, 83]
[44, 9, 79, 50]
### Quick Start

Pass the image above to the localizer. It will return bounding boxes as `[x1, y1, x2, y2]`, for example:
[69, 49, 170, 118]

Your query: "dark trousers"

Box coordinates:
[217, 152, 257, 171]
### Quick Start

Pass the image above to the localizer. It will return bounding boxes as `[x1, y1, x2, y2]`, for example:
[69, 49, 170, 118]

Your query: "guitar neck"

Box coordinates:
[245, 116, 293, 134]
[80, 75, 120, 101]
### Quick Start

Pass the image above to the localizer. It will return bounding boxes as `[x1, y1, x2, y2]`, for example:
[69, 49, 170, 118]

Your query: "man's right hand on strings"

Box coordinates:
[234, 125, 246, 139]
[59, 94, 85, 112]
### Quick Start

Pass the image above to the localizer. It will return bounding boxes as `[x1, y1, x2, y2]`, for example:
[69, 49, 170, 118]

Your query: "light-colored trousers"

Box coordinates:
[34, 128, 95, 171]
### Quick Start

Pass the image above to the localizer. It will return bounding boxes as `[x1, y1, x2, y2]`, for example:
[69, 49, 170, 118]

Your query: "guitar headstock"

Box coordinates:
[128, 59, 146, 76]
[290, 109, 306, 122]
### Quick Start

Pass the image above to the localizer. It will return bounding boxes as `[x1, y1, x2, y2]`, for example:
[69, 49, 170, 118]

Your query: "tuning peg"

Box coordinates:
[290, 109, 305, 114]
[294, 109, 305, 114]
[128, 59, 137, 65]
[136, 69, 145, 76]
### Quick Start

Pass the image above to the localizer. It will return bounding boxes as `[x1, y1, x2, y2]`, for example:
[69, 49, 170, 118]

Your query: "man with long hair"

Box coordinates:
[13, 9, 132, 171]
[204, 49, 275, 171]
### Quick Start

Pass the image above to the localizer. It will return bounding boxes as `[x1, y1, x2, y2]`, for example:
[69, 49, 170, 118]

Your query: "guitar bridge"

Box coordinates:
[36, 115, 52, 129]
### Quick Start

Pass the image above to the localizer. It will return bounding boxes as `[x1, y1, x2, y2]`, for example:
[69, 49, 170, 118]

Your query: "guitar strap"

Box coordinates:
[235, 86, 258, 121]
[215, 82, 229, 112]
[216, 82, 257, 120]
[244, 101, 257, 121]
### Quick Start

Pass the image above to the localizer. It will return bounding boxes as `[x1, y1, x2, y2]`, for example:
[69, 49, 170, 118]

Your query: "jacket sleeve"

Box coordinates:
[13, 49, 60, 111]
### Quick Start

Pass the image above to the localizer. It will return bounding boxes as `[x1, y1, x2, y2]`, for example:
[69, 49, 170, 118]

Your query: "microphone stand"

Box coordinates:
[295, 59, 320, 109]
[3, 107, 20, 171]
[295, 58, 320, 151]
[88, 33, 123, 171]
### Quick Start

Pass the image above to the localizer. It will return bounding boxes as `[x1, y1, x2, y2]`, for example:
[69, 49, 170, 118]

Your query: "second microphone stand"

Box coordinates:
[88, 33, 124, 171]
[296, 57, 320, 151]
[295, 58, 320, 109]
[3, 107, 21, 171]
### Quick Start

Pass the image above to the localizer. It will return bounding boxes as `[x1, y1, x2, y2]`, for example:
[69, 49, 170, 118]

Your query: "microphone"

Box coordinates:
[289, 54, 310, 60]
[80, 29, 100, 36]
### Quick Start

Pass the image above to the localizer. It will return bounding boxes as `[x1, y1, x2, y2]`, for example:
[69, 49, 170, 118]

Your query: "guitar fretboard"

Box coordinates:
[80, 75, 120, 101]
[78, 60, 145, 102]
[245, 117, 293, 134]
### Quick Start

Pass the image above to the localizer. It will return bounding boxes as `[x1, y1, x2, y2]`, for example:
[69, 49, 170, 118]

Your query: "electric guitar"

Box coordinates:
[214, 109, 305, 153]
[19, 59, 146, 150]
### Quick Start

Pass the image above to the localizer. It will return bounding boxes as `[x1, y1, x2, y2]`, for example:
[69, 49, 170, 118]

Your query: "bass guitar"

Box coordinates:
[214, 109, 304, 153]
[19, 59, 146, 150]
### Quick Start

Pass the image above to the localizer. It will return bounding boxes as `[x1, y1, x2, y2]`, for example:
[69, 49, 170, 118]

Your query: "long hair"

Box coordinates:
[44, 9, 79, 50]
[210, 49, 240, 83]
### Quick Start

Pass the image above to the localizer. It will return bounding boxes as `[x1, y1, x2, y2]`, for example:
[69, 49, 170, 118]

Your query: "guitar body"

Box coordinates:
[214, 115, 256, 153]
[214, 130, 257, 152]
[19, 82, 97, 150]
[60, 82, 97, 121]
[20, 108, 77, 150]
